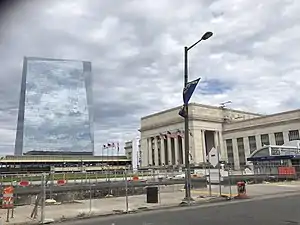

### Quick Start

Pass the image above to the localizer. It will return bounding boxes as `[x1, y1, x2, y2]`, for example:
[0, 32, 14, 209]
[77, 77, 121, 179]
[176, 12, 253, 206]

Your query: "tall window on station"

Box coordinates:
[164, 137, 168, 165]
[248, 136, 257, 153]
[261, 134, 270, 146]
[170, 138, 175, 165]
[178, 137, 184, 165]
[289, 130, 300, 141]
[237, 138, 246, 167]
[274, 132, 284, 145]
[226, 139, 234, 165]
[151, 137, 155, 166]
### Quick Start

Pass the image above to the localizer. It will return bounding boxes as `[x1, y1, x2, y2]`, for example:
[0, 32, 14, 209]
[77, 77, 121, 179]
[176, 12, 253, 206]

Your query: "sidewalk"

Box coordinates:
[0, 190, 218, 225]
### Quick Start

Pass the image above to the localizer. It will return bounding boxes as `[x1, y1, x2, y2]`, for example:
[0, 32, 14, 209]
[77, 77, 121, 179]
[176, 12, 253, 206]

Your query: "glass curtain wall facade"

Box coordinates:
[15, 57, 94, 155]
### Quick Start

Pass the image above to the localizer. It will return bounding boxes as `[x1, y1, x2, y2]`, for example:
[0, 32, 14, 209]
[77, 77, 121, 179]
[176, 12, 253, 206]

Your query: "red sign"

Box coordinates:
[3, 186, 14, 195]
[2, 186, 14, 209]
[278, 167, 296, 175]
[57, 179, 66, 186]
[19, 180, 30, 187]
[132, 175, 139, 181]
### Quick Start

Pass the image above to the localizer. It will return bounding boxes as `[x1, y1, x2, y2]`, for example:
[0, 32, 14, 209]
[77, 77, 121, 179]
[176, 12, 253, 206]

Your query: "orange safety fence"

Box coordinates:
[278, 166, 296, 175]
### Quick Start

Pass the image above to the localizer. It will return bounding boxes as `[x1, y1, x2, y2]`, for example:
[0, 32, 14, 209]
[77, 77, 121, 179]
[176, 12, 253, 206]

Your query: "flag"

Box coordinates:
[183, 77, 201, 105]
[107, 143, 111, 147]
[178, 105, 186, 118]
[160, 133, 167, 139]
[112, 142, 115, 148]
[189, 152, 193, 160]
[117, 142, 120, 152]
[166, 131, 172, 138]
[103, 144, 107, 149]
[189, 129, 193, 137]
[177, 129, 184, 138]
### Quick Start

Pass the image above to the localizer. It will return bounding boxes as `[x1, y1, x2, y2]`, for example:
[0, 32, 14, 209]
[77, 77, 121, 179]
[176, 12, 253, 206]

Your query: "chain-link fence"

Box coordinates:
[228, 162, 300, 184]
[1, 164, 300, 223]
[0, 169, 204, 223]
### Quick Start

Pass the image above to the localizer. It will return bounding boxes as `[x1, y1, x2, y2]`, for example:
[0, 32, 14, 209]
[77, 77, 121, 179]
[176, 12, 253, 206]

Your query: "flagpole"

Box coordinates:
[107, 144, 110, 182]
[117, 143, 119, 170]
[102, 145, 104, 171]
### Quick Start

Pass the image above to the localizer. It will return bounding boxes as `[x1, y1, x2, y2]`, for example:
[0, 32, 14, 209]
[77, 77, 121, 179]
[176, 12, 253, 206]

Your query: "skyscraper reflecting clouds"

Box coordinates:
[15, 57, 94, 155]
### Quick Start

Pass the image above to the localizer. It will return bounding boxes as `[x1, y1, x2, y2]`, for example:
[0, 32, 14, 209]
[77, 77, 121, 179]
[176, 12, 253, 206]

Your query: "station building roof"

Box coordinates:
[247, 144, 300, 161]
[0, 155, 130, 163]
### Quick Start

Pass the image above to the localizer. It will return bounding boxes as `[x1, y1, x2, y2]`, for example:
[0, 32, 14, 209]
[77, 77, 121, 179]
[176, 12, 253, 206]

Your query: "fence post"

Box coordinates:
[50, 172, 54, 199]
[228, 166, 232, 198]
[208, 165, 212, 197]
[89, 176, 92, 214]
[124, 169, 129, 213]
[6, 209, 10, 222]
[40, 173, 46, 224]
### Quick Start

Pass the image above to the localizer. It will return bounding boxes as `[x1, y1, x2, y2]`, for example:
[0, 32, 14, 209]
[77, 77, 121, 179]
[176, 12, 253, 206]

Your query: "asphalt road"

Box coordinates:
[58, 193, 300, 225]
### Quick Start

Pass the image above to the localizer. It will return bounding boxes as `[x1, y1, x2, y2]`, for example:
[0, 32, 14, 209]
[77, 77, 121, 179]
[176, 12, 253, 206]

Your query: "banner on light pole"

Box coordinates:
[183, 77, 201, 105]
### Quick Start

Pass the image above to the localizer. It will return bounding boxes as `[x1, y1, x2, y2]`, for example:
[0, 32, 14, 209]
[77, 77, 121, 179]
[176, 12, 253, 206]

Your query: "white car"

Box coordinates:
[168, 174, 185, 180]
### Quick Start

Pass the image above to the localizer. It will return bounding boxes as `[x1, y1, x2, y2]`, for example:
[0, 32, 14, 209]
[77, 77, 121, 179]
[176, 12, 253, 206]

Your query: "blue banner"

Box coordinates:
[183, 78, 201, 105]
[178, 105, 186, 118]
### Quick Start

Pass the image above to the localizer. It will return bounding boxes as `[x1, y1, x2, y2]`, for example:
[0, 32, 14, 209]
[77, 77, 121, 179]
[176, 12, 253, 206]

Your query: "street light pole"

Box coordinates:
[183, 31, 213, 203]
[183, 46, 192, 202]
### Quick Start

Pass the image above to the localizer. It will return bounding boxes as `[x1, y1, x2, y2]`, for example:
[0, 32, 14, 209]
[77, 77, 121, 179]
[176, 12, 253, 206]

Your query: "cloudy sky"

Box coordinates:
[0, 0, 300, 155]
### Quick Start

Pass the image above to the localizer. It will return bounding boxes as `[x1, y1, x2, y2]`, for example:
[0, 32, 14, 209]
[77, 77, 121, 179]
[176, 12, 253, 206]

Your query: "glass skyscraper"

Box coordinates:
[14, 57, 94, 155]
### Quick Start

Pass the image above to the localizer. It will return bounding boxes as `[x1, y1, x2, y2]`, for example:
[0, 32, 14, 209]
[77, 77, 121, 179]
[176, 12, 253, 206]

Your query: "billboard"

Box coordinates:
[15, 57, 94, 155]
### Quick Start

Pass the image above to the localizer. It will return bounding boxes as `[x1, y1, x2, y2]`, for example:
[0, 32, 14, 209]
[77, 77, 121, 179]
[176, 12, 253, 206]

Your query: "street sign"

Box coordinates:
[2, 186, 14, 209]
[19, 180, 30, 187]
[132, 175, 139, 181]
[57, 179, 66, 186]
[207, 147, 220, 168]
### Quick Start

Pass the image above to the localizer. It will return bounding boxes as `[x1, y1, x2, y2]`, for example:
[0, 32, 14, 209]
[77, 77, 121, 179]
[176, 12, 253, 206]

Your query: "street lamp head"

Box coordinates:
[201, 31, 213, 40]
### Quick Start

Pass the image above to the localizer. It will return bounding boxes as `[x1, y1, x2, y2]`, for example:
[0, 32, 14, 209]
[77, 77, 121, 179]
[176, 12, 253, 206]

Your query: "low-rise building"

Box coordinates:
[124, 138, 141, 170]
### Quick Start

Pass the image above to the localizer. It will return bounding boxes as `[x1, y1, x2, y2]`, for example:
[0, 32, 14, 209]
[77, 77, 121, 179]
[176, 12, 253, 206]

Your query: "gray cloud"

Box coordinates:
[1, 0, 300, 155]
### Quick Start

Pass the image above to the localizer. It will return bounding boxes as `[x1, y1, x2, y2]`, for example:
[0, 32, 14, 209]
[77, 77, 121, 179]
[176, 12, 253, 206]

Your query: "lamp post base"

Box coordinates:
[180, 196, 195, 205]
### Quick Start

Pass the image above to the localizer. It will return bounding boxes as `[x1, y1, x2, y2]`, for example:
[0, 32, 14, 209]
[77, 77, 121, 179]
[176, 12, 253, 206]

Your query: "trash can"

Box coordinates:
[237, 181, 246, 195]
[146, 186, 158, 203]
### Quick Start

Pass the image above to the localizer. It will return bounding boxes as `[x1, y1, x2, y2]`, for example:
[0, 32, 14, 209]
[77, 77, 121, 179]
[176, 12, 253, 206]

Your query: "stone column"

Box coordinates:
[201, 130, 206, 163]
[148, 138, 152, 166]
[269, 133, 276, 145]
[214, 131, 219, 149]
[160, 137, 166, 166]
[192, 129, 202, 164]
[167, 136, 172, 165]
[174, 137, 179, 165]
[255, 134, 262, 149]
[154, 136, 159, 166]
[243, 137, 250, 164]
[218, 131, 226, 161]
[141, 138, 148, 167]
[283, 131, 289, 144]
[232, 138, 240, 170]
